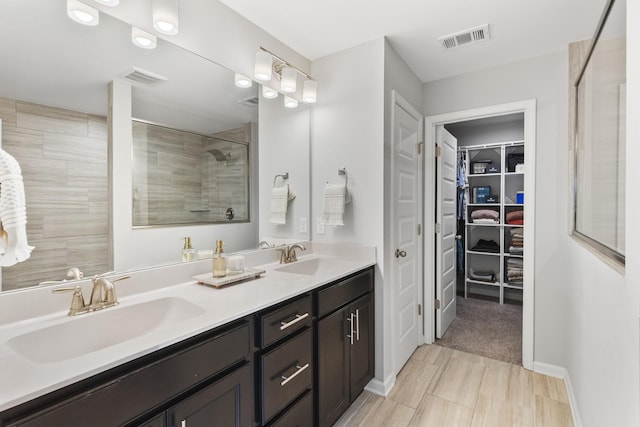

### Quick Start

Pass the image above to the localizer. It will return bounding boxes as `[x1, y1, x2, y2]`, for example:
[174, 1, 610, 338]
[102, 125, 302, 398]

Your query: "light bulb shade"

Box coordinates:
[302, 80, 317, 103]
[284, 96, 298, 109]
[152, 0, 179, 35]
[132, 27, 157, 49]
[94, 0, 120, 5]
[280, 67, 297, 93]
[254, 51, 273, 81]
[67, 0, 99, 26]
[262, 85, 278, 99]
[235, 73, 253, 88]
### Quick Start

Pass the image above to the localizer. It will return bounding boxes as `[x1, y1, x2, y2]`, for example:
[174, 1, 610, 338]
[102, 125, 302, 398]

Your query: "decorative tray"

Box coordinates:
[193, 267, 266, 288]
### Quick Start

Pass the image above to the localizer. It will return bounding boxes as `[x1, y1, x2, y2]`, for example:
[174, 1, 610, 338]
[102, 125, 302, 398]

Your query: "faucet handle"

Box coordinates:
[52, 285, 86, 316]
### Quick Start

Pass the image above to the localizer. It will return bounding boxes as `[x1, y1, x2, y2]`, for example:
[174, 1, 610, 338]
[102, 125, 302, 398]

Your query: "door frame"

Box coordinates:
[389, 90, 424, 374]
[423, 99, 536, 370]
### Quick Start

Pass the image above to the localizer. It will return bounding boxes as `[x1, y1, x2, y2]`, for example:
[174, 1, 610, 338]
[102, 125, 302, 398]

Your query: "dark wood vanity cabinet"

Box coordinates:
[316, 268, 374, 427]
[1, 319, 253, 427]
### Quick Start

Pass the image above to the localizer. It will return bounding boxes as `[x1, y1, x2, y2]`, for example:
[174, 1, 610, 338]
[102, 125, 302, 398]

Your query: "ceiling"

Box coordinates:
[219, 0, 608, 82]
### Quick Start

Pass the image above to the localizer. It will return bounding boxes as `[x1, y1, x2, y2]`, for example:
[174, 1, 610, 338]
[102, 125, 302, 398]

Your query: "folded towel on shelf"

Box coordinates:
[470, 209, 500, 220]
[509, 246, 524, 255]
[508, 219, 524, 225]
[470, 269, 496, 283]
[471, 239, 500, 253]
[269, 185, 289, 225]
[510, 228, 524, 237]
[472, 218, 499, 224]
[506, 210, 524, 224]
[322, 183, 346, 226]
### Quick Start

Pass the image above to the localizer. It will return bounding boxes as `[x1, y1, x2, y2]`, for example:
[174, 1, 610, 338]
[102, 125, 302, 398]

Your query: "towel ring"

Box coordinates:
[337, 167, 352, 204]
[273, 172, 289, 187]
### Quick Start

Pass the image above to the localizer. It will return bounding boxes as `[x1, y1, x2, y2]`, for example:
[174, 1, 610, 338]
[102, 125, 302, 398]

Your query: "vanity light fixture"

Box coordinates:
[67, 0, 100, 26]
[94, 0, 120, 6]
[284, 96, 298, 109]
[254, 47, 318, 103]
[235, 73, 253, 88]
[280, 67, 297, 93]
[262, 85, 278, 99]
[132, 27, 157, 49]
[254, 50, 273, 81]
[302, 79, 317, 104]
[152, 0, 179, 35]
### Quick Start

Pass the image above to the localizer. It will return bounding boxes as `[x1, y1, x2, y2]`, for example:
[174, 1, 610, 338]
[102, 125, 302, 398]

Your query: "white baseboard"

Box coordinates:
[533, 362, 582, 427]
[364, 373, 396, 397]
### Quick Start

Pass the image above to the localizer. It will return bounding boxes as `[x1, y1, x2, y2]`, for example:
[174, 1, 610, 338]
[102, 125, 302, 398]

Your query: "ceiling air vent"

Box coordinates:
[124, 67, 168, 86]
[438, 24, 490, 50]
[239, 96, 259, 107]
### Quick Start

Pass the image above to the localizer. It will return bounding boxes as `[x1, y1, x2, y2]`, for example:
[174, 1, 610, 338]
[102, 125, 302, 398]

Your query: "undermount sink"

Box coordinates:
[275, 257, 351, 276]
[8, 297, 205, 364]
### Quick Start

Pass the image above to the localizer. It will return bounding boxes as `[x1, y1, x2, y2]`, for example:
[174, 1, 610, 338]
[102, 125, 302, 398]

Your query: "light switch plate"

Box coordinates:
[299, 217, 307, 233]
[316, 218, 325, 235]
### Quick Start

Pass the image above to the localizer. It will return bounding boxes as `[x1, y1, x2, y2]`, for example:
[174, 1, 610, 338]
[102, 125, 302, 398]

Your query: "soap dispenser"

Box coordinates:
[212, 240, 227, 278]
[182, 237, 195, 262]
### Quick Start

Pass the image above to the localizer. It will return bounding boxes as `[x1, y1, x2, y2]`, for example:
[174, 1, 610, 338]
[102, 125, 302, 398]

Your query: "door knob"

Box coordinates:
[395, 249, 407, 258]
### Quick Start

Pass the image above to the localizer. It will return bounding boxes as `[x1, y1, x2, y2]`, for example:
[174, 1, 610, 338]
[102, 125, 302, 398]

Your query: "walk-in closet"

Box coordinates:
[435, 112, 526, 366]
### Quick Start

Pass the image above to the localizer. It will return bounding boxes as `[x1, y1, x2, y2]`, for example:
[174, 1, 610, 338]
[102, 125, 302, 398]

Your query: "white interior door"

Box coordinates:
[392, 93, 422, 374]
[435, 126, 457, 338]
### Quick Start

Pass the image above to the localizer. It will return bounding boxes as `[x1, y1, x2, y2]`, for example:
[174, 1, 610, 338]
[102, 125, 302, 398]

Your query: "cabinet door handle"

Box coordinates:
[347, 313, 354, 345]
[280, 363, 310, 386]
[280, 312, 310, 330]
[355, 309, 360, 341]
[181, 420, 187, 427]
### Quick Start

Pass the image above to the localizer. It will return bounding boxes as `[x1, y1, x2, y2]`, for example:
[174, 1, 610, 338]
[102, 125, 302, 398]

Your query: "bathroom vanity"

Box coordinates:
[0, 243, 375, 427]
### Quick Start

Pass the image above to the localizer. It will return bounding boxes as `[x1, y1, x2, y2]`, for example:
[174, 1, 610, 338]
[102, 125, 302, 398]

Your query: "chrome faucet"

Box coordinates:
[52, 275, 129, 316]
[258, 240, 273, 249]
[277, 244, 306, 264]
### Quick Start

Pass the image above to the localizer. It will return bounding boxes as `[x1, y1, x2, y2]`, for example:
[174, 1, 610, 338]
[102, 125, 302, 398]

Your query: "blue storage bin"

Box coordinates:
[516, 191, 524, 204]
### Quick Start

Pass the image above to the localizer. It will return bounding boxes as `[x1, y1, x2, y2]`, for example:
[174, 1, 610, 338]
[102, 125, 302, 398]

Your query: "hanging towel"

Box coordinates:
[269, 184, 289, 225]
[322, 183, 346, 226]
[0, 148, 34, 266]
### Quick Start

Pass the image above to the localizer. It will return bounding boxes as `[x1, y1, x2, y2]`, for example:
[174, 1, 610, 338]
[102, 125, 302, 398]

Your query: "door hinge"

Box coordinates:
[435, 223, 441, 234]
[435, 146, 442, 157]
[418, 304, 422, 315]
[417, 142, 424, 155]
[435, 299, 441, 310]
[417, 224, 421, 235]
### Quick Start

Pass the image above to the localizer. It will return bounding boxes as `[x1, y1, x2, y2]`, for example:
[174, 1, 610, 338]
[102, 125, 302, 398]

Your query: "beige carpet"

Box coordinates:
[435, 296, 522, 365]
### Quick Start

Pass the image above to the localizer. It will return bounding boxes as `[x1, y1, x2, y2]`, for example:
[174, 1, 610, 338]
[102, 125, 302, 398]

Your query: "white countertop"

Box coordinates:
[0, 242, 375, 413]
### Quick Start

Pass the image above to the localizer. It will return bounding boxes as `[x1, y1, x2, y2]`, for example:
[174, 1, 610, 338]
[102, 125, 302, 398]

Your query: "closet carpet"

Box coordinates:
[436, 296, 522, 365]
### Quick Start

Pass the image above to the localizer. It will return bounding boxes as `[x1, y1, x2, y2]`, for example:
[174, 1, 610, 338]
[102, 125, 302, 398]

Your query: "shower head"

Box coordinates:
[207, 149, 231, 162]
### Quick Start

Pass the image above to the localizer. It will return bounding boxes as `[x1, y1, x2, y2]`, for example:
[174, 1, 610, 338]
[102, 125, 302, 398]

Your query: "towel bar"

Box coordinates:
[273, 172, 289, 186]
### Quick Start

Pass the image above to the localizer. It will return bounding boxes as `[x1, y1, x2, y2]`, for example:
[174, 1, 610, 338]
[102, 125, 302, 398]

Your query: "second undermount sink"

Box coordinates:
[8, 297, 205, 364]
[275, 257, 351, 276]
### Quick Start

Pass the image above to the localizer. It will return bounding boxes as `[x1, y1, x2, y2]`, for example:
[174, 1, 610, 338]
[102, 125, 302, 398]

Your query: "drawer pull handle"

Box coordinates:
[181, 420, 187, 427]
[280, 312, 310, 330]
[347, 313, 354, 345]
[280, 363, 310, 386]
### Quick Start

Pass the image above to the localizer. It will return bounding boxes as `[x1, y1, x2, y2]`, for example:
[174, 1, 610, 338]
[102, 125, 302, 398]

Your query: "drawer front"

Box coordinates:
[269, 391, 313, 427]
[259, 295, 312, 348]
[7, 321, 250, 427]
[261, 328, 312, 424]
[317, 268, 373, 318]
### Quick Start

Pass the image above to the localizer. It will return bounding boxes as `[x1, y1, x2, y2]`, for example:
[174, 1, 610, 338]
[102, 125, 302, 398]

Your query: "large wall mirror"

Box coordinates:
[573, 0, 626, 264]
[0, 0, 310, 291]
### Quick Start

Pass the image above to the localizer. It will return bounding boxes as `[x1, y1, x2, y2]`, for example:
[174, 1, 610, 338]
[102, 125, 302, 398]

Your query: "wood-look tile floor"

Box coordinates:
[335, 345, 573, 427]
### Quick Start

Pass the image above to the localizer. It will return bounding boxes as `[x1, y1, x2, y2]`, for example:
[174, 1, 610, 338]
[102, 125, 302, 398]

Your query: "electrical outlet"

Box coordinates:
[316, 218, 325, 235]
[299, 217, 308, 233]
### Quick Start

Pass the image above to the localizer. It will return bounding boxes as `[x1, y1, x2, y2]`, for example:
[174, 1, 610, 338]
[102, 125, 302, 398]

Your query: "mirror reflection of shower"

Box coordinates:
[132, 120, 250, 226]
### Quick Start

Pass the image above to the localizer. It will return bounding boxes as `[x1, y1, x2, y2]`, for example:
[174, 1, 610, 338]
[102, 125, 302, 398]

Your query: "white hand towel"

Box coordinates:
[269, 184, 289, 225]
[322, 184, 346, 226]
[0, 148, 34, 266]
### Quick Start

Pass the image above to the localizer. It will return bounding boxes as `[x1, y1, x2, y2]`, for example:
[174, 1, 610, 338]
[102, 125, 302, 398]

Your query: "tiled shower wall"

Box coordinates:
[0, 97, 109, 291]
[132, 121, 249, 226]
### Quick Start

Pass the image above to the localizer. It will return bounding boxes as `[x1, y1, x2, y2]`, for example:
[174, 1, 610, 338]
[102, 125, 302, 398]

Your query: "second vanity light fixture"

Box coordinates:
[254, 47, 317, 105]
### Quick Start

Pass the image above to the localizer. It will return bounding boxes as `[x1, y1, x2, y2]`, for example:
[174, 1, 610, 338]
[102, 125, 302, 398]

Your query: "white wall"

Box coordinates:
[310, 39, 389, 386]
